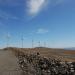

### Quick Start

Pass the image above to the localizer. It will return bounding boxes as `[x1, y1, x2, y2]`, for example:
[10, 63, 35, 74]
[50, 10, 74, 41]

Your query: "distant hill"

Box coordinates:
[35, 47, 46, 48]
[2, 47, 75, 62]
[64, 47, 75, 50]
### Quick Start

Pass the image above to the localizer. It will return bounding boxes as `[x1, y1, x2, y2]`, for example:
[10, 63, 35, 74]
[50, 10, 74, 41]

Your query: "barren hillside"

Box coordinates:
[6, 47, 75, 62]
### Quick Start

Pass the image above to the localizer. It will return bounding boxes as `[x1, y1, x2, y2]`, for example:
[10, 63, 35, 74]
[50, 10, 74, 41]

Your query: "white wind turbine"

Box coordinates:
[6, 33, 11, 48]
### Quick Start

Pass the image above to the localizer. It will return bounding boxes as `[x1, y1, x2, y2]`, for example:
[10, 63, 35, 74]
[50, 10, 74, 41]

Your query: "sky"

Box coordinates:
[0, 0, 75, 48]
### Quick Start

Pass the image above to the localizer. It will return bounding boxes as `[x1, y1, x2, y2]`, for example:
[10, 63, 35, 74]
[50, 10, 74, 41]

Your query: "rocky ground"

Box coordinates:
[13, 49, 75, 75]
[0, 47, 75, 75]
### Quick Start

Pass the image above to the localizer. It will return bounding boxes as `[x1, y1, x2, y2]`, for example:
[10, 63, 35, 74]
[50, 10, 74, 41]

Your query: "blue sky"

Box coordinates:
[0, 0, 75, 48]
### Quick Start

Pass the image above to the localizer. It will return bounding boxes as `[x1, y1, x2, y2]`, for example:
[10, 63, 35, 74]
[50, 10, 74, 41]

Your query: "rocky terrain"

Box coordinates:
[11, 48, 75, 75]
[0, 47, 75, 75]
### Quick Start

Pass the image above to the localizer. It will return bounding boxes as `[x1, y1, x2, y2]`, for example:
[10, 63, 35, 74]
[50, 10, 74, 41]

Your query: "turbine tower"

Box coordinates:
[38, 41, 40, 47]
[21, 34, 24, 48]
[32, 39, 34, 48]
[6, 33, 10, 48]
[44, 42, 46, 47]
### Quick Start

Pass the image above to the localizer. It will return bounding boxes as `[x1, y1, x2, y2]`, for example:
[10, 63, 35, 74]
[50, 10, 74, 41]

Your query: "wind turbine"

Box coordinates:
[6, 33, 11, 48]
[32, 39, 34, 48]
[44, 42, 46, 47]
[38, 41, 41, 47]
[21, 34, 24, 48]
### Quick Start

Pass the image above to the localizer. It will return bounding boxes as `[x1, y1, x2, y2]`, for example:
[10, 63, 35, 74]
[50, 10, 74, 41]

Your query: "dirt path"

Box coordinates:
[0, 50, 22, 75]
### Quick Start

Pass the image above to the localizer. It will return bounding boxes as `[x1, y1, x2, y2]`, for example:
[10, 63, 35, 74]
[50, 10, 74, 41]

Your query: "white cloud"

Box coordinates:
[37, 28, 49, 34]
[27, 0, 65, 16]
[27, 0, 48, 15]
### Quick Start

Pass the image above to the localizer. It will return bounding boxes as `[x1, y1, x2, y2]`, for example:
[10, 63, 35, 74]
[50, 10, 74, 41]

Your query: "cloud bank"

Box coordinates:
[27, 0, 48, 15]
[37, 28, 49, 34]
[27, 0, 65, 16]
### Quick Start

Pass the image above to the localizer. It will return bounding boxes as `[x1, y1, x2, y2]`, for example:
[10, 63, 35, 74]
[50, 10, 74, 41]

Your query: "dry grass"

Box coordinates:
[64, 50, 75, 54]
[7, 47, 75, 62]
